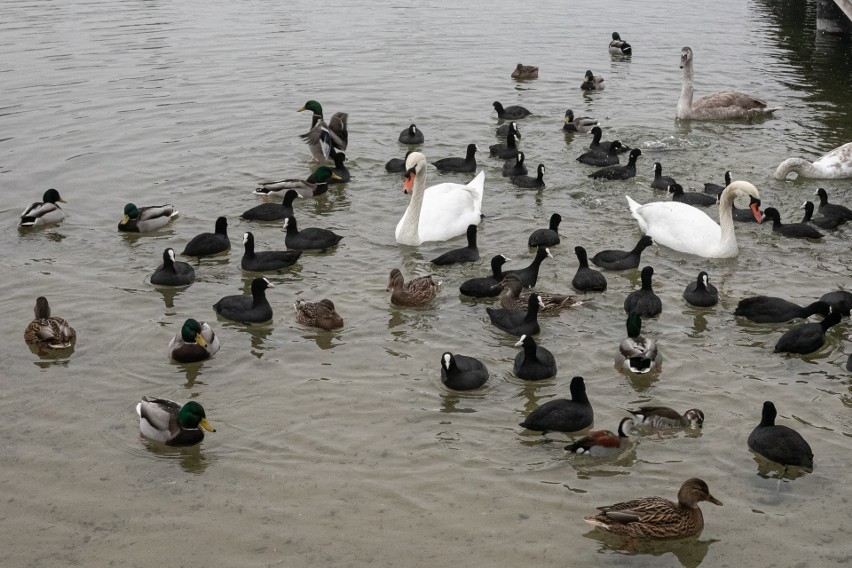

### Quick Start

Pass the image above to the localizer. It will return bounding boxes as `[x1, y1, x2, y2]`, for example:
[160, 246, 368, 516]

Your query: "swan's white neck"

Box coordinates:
[397, 166, 427, 245]
[774, 158, 815, 180]
[677, 61, 695, 119]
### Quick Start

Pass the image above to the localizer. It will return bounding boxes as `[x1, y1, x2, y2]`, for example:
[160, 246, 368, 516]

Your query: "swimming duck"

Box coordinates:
[459, 254, 508, 298]
[487, 293, 544, 337]
[433, 143, 478, 173]
[677, 46, 777, 120]
[511, 63, 539, 80]
[577, 141, 623, 167]
[136, 397, 215, 446]
[213, 277, 275, 323]
[628, 406, 704, 429]
[519, 376, 594, 432]
[168, 319, 220, 363]
[150, 248, 196, 286]
[774, 307, 845, 354]
[563, 109, 599, 133]
[396, 152, 484, 246]
[748, 401, 813, 469]
[800, 201, 846, 230]
[682, 271, 718, 307]
[294, 298, 343, 330]
[814, 188, 852, 221]
[608, 32, 632, 56]
[494, 273, 579, 313]
[734, 296, 830, 323]
[283, 216, 343, 251]
[669, 183, 718, 207]
[774, 142, 852, 179]
[118, 203, 178, 233]
[182, 216, 231, 257]
[588, 126, 629, 154]
[528, 213, 561, 248]
[566, 417, 634, 456]
[502, 246, 552, 288]
[490, 128, 521, 159]
[592, 235, 654, 271]
[398, 123, 424, 145]
[20, 188, 66, 227]
[513, 334, 557, 381]
[502, 152, 528, 177]
[430, 224, 479, 266]
[440, 352, 490, 391]
[386, 268, 440, 307]
[242, 189, 300, 222]
[298, 100, 348, 162]
[589, 148, 641, 180]
[616, 311, 661, 374]
[241, 231, 302, 272]
[255, 166, 341, 198]
[624, 266, 662, 318]
[24, 296, 76, 350]
[650, 162, 677, 191]
[572, 246, 607, 292]
[493, 101, 531, 120]
[581, 70, 605, 90]
[626, 180, 762, 258]
[584, 478, 722, 538]
[703, 170, 732, 196]
[511, 164, 546, 189]
[761, 207, 824, 240]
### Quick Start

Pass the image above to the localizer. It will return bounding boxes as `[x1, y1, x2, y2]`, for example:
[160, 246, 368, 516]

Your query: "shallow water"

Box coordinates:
[2, 0, 851, 566]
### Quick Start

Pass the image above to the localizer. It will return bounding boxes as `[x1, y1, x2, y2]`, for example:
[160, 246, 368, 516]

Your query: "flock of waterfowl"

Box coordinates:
[18, 32, 852, 542]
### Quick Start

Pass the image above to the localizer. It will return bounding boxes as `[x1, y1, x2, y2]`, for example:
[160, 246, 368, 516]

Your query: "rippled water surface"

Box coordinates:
[2, 0, 851, 566]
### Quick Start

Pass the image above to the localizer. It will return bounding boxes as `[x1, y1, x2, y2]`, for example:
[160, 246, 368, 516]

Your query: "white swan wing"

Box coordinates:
[814, 142, 852, 177]
[627, 196, 721, 256]
[397, 171, 484, 245]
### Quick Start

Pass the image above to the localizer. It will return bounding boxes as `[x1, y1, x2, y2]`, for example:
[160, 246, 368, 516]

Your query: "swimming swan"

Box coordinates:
[773, 142, 852, 179]
[626, 180, 762, 258]
[676, 46, 777, 120]
[395, 152, 484, 246]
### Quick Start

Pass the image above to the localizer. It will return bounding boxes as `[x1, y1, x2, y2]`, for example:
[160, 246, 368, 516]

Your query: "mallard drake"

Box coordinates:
[24, 296, 76, 350]
[592, 235, 653, 271]
[513, 334, 557, 381]
[748, 401, 813, 469]
[589, 148, 641, 180]
[761, 207, 824, 240]
[608, 32, 632, 56]
[241, 231, 302, 272]
[584, 478, 722, 538]
[519, 376, 593, 432]
[168, 319, 220, 363]
[487, 293, 543, 337]
[511, 164, 546, 189]
[433, 143, 478, 173]
[566, 417, 633, 456]
[459, 254, 508, 298]
[182, 216, 230, 257]
[800, 201, 846, 230]
[563, 109, 598, 133]
[572, 246, 607, 292]
[150, 247, 196, 286]
[118, 203, 178, 233]
[528, 213, 561, 248]
[651, 162, 677, 191]
[774, 307, 845, 354]
[774, 142, 852, 179]
[502, 152, 528, 177]
[440, 352, 489, 391]
[20, 188, 66, 227]
[502, 246, 552, 288]
[814, 188, 852, 221]
[511, 63, 539, 80]
[242, 189, 300, 222]
[682, 271, 719, 307]
[493, 101, 531, 120]
[624, 266, 662, 318]
[677, 46, 776, 120]
[398, 123, 424, 145]
[616, 311, 661, 374]
[494, 273, 579, 313]
[136, 396, 215, 446]
[255, 166, 342, 198]
[430, 224, 479, 266]
[581, 70, 605, 90]
[213, 277, 275, 323]
[294, 298, 343, 330]
[669, 183, 718, 207]
[386, 268, 440, 307]
[298, 100, 348, 162]
[733, 296, 830, 323]
[283, 216, 343, 251]
[577, 141, 623, 167]
[628, 406, 704, 429]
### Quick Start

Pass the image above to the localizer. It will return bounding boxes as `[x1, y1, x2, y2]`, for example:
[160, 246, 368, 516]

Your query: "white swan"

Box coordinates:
[626, 180, 762, 258]
[395, 152, 484, 246]
[676, 47, 777, 120]
[774, 142, 852, 179]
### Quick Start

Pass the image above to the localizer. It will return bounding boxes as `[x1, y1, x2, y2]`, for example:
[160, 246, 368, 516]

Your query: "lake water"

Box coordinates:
[2, 0, 851, 566]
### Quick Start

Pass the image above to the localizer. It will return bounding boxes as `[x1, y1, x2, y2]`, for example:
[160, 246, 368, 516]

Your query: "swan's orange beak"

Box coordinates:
[751, 202, 762, 223]
[402, 169, 415, 194]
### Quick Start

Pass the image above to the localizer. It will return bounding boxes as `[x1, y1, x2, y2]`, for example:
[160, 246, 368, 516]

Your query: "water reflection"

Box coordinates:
[749, 450, 812, 480]
[138, 436, 213, 475]
[583, 529, 718, 568]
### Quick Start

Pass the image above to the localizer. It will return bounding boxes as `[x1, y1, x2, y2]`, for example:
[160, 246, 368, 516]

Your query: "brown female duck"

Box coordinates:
[493, 273, 580, 313]
[386, 268, 440, 307]
[294, 298, 344, 330]
[24, 296, 77, 350]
